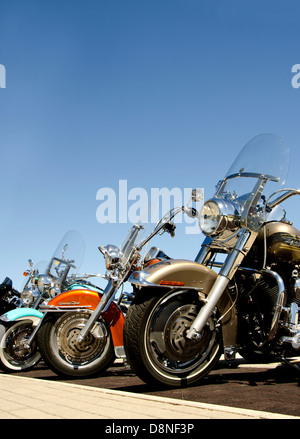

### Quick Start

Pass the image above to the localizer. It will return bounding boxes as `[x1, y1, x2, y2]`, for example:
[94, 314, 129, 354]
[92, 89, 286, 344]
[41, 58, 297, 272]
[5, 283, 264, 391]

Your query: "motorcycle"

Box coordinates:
[123, 133, 300, 387]
[0, 277, 23, 315]
[0, 230, 96, 372]
[37, 205, 197, 378]
[0, 260, 59, 317]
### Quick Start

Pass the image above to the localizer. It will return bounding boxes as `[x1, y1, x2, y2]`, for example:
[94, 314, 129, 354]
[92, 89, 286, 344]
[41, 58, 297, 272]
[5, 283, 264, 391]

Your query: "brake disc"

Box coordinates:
[56, 313, 105, 363]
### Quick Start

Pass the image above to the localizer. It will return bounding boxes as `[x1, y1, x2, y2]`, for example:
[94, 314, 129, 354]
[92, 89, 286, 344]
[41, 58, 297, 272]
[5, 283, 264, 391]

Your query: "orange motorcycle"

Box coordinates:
[37, 205, 197, 378]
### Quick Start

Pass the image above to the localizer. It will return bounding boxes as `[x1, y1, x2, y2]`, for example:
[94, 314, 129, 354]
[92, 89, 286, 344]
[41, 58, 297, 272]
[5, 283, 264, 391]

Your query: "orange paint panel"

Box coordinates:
[48, 289, 101, 310]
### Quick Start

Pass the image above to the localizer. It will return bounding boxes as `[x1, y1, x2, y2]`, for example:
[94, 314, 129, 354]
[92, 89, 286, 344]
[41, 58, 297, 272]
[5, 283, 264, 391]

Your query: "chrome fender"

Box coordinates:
[129, 259, 238, 349]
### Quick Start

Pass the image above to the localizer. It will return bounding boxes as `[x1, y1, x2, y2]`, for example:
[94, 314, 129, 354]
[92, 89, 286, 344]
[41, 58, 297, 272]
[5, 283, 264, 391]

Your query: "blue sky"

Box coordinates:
[0, 0, 299, 290]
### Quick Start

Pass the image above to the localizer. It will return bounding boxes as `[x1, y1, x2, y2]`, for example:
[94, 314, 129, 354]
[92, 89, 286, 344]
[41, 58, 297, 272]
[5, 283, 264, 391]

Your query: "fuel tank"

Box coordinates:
[247, 221, 300, 266]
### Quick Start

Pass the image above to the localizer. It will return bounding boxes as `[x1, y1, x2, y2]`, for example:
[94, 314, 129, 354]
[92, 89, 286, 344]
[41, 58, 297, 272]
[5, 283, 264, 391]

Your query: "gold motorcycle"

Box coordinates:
[124, 133, 300, 387]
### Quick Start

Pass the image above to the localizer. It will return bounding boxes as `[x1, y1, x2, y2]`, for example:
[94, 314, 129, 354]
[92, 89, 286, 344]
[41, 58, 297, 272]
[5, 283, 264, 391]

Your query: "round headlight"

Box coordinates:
[37, 275, 54, 293]
[100, 245, 123, 270]
[199, 199, 239, 236]
[199, 200, 221, 235]
[21, 288, 34, 306]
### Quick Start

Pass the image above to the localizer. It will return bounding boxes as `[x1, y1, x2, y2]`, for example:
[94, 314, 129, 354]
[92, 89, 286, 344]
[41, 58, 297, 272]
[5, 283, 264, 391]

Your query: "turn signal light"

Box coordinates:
[159, 280, 185, 286]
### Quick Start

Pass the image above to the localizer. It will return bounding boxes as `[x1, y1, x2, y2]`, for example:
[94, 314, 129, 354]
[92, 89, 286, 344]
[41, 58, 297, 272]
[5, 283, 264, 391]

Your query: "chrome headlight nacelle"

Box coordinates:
[199, 198, 240, 236]
[37, 274, 54, 294]
[30, 275, 39, 288]
[99, 244, 124, 270]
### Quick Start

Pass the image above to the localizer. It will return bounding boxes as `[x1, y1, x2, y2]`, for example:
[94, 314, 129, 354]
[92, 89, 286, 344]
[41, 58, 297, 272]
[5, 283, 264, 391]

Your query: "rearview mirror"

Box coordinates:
[191, 188, 203, 202]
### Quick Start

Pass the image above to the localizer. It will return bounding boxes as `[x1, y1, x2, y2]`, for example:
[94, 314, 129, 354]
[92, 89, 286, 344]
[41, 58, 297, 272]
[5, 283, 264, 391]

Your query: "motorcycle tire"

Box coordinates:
[124, 288, 222, 388]
[38, 311, 115, 378]
[0, 321, 41, 372]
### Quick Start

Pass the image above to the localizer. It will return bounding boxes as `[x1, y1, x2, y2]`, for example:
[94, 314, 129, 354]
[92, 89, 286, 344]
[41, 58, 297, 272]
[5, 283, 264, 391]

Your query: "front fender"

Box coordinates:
[47, 288, 101, 310]
[130, 259, 238, 348]
[44, 288, 125, 348]
[0, 309, 44, 349]
[130, 259, 217, 291]
[0, 308, 43, 325]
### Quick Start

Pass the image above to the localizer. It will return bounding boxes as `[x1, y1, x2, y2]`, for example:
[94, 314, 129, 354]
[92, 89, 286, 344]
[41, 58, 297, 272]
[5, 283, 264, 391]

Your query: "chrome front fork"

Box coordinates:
[77, 279, 117, 342]
[187, 228, 252, 340]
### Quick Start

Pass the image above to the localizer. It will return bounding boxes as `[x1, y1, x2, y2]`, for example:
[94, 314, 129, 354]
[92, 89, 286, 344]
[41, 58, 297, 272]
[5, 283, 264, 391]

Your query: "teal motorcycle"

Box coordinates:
[0, 230, 103, 372]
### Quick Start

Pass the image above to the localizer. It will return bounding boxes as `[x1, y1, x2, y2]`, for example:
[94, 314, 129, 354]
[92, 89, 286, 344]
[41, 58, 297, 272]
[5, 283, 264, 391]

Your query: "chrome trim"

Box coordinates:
[268, 188, 300, 209]
[290, 302, 299, 326]
[224, 346, 237, 361]
[260, 268, 286, 345]
[218, 228, 252, 279]
[77, 279, 116, 342]
[39, 305, 92, 312]
[186, 275, 229, 340]
[224, 172, 279, 182]
[23, 316, 45, 347]
[115, 346, 126, 358]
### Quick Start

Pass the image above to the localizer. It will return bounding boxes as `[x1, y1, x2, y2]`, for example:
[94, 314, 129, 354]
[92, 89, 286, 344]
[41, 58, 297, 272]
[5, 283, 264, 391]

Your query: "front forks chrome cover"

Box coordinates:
[187, 228, 252, 340]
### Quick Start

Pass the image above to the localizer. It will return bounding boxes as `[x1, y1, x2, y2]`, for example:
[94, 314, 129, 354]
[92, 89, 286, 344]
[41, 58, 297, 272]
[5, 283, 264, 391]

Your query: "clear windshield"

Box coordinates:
[49, 230, 85, 278]
[217, 133, 290, 202]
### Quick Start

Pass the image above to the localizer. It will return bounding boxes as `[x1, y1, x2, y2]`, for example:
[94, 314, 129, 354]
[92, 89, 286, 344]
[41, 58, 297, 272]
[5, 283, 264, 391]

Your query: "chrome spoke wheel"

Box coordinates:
[0, 321, 41, 371]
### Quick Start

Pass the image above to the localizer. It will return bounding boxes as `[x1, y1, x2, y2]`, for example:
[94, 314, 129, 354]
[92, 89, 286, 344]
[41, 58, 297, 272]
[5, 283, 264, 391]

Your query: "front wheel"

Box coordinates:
[0, 321, 41, 372]
[38, 312, 115, 378]
[124, 289, 222, 387]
